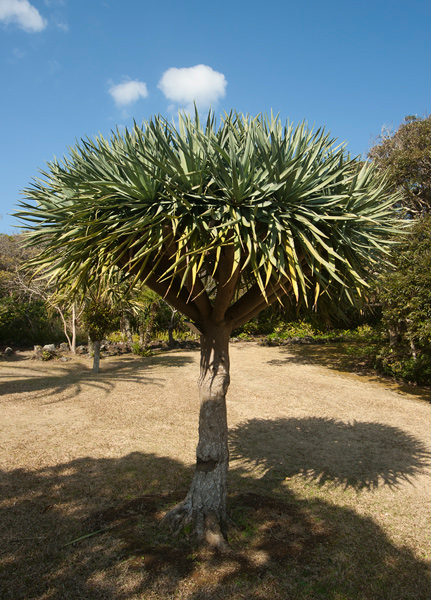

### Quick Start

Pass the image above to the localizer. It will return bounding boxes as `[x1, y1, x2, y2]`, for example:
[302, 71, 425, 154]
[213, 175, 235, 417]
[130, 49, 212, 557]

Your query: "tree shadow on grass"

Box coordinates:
[229, 417, 431, 490]
[1, 447, 431, 599]
[0, 352, 195, 402]
[267, 343, 431, 404]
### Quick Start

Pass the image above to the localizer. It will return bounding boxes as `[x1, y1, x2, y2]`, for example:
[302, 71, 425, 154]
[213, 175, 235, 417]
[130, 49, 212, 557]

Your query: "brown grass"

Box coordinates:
[1, 342, 431, 599]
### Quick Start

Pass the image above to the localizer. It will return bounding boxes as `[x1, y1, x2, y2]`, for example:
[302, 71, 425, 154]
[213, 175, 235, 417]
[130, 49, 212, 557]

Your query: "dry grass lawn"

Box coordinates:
[1, 341, 431, 599]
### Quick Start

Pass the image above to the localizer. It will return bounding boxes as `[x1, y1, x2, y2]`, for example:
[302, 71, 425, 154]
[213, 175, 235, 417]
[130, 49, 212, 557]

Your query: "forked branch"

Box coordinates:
[212, 245, 241, 323]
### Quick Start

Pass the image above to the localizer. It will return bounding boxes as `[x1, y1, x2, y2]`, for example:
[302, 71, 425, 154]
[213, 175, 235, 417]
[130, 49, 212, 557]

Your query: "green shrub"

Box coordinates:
[375, 347, 431, 386]
[0, 297, 64, 346]
[267, 320, 321, 340]
[131, 342, 155, 357]
[82, 301, 119, 342]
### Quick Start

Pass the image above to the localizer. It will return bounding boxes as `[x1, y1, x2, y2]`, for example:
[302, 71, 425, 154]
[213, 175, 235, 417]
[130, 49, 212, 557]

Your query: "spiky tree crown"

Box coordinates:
[17, 111, 401, 329]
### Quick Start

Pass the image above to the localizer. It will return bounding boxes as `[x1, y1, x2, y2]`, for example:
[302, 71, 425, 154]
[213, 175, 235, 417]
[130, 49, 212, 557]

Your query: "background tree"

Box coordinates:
[81, 298, 118, 373]
[0, 233, 68, 346]
[367, 114, 431, 384]
[380, 216, 431, 350]
[17, 111, 401, 546]
[73, 268, 147, 370]
[134, 288, 185, 349]
[372, 215, 431, 386]
[368, 115, 431, 215]
[0, 233, 42, 299]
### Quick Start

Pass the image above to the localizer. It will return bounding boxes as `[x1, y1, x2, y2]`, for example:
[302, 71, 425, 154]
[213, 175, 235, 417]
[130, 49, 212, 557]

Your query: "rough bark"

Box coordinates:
[122, 315, 133, 349]
[162, 320, 232, 548]
[92, 340, 101, 374]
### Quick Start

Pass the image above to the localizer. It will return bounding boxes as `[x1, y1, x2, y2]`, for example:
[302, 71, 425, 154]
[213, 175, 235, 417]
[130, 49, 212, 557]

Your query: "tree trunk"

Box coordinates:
[142, 302, 158, 348]
[410, 338, 418, 360]
[71, 303, 77, 354]
[92, 340, 101, 374]
[168, 325, 175, 348]
[167, 307, 177, 348]
[162, 320, 231, 548]
[56, 305, 73, 352]
[122, 315, 133, 349]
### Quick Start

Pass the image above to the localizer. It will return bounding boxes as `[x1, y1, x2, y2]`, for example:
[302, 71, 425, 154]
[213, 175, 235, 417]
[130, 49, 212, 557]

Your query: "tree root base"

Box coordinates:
[161, 501, 229, 551]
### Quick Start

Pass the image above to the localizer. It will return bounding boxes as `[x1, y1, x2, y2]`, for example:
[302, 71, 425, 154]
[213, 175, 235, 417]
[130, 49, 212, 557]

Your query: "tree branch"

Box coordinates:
[211, 245, 240, 323]
[232, 283, 292, 329]
[185, 270, 212, 319]
[226, 278, 291, 329]
[122, 254, 203, 323]
[55, 305, 73, 350]
[143, 271, 202, 323]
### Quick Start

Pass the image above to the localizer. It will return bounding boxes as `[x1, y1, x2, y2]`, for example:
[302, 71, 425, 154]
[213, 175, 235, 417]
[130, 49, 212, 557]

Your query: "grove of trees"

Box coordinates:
[0, 233, 65, 346]
[368, 115, 431, 382]
[368, 115, 431, 215]
[15, 111, 400, 546]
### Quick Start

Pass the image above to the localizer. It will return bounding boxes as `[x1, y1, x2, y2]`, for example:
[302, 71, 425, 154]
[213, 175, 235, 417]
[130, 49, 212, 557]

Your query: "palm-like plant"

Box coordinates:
[55, 269, 146, 372]
[17, 111, 401, 546]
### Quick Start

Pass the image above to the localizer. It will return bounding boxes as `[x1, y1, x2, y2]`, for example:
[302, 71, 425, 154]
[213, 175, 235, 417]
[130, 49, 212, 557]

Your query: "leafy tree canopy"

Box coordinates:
[368, 115, 431, 215]
[380, 215, 431, 348]
[17, 111, 401, 328]
[82, 300, 118, 342]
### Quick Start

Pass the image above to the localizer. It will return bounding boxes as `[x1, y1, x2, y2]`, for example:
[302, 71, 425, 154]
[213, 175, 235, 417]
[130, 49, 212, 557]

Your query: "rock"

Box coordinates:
[76, 345, 87, 354]
[148, 341, 168, 349]
[60, 356, 71, 362]
[59, 342, 69, 352]
[4, 347, 13, 355]
[34, 345, 56, 361]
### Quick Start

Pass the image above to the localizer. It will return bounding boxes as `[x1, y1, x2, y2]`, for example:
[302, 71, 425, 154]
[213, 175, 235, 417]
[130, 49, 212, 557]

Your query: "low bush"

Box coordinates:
[0, 297, 65, 346]
[375, 347, 431, 386]
[131, 342, 155, 357]
[267, 320, 319, 341]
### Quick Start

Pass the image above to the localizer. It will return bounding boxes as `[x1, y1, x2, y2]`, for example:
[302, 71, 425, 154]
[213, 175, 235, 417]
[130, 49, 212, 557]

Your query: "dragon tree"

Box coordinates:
[17, 111, 401, 547]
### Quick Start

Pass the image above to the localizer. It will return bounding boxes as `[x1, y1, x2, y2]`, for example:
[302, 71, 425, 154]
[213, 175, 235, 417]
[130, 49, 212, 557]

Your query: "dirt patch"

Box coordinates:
[1, 342, 431, 599]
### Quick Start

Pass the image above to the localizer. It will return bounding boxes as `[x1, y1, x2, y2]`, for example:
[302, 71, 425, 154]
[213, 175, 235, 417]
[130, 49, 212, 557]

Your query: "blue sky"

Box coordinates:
[1, 0, 430, 233]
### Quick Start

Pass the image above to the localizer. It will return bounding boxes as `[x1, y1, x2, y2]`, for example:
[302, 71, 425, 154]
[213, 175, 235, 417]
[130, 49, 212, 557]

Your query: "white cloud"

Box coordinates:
[0, 0, 47, 32]
[158, 64, 227, 111]
[109, 80, 149, 107]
